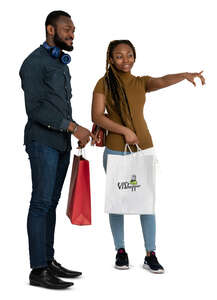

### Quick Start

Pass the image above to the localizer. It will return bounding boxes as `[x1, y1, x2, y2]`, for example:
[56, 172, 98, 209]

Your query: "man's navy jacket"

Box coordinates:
[19, 44, 76, 151]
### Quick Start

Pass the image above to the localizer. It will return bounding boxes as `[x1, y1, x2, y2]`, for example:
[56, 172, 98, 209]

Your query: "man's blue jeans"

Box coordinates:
[103, 147, 156, 252]
[25, 141, 70, 269]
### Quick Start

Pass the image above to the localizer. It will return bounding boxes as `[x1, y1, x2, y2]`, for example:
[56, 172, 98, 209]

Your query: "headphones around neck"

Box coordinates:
[43, 42, 71, 64]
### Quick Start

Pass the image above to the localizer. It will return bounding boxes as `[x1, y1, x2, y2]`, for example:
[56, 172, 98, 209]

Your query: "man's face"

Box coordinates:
[53, 16, 75, 51]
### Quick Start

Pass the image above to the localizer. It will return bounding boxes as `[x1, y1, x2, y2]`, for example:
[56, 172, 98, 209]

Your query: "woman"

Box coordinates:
[91, 40, 205, 272]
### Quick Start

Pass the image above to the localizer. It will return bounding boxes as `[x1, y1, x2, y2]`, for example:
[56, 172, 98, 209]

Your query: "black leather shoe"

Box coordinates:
[48, 259, 82, 278]
[29, 267, 74, 289]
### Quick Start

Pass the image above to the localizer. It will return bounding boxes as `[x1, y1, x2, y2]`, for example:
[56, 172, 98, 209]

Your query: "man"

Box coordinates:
[19, 10, 96, 289]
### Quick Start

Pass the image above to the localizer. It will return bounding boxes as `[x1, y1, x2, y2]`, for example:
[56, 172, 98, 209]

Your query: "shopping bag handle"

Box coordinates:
[124, 144, 133, 154]
[124, 144, 141, 154]
[135, 144, 142, 152]
[77, 148, 86, 158]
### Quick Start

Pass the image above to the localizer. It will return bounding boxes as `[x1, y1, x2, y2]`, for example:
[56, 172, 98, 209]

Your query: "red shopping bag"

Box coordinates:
[66, 152, 91, 225]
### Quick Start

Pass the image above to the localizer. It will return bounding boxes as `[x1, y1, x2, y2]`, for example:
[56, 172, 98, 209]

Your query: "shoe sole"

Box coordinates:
[115, 265, 129, 270]
[30, 280, 73, 289]
[143, 264, 165, 274]
[52, 273, 82, 278]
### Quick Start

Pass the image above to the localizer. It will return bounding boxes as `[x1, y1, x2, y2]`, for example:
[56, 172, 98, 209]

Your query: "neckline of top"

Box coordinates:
[116, 70, 133, 84]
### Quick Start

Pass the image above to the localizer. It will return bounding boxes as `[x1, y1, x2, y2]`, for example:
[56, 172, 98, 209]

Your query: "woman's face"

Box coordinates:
[110, 43, 135, 73]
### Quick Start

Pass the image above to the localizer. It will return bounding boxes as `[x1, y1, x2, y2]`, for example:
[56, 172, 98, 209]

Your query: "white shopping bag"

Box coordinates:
[105, 144, 158, 214]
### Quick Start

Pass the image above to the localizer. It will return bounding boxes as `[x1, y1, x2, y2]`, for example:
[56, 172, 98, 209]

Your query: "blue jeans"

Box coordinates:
[103, 147, 156, 252]
[25, 141, 70, 268]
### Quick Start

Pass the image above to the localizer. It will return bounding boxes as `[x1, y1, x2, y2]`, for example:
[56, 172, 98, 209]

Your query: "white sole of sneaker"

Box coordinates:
[143, 264, 165, 274]
[115, 265, 129, 270]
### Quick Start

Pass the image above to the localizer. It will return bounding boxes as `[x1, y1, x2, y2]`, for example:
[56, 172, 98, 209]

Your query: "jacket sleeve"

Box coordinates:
[19, 59, 75, 132]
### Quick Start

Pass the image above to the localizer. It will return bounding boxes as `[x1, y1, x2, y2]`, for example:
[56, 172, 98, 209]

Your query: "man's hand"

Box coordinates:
[77, 133, 98, 149]
[68, 122, 97, 148]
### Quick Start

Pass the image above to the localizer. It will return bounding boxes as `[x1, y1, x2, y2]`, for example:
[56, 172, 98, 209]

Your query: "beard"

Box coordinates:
[53, 31, 74, 52]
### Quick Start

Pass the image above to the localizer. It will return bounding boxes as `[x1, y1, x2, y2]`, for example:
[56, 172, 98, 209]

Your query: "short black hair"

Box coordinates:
[45, 10, 71, 35]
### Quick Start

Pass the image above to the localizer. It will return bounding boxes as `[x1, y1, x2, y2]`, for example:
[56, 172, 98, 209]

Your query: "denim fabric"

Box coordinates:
[25, 141, 70, 268]
[103, 147, 156, 251]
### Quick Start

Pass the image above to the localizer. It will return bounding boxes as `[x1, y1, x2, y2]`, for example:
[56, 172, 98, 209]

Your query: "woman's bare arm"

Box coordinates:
[146, 71, 205, 92]
[91, 92, 139, 144]
[92, 92, 127, 135]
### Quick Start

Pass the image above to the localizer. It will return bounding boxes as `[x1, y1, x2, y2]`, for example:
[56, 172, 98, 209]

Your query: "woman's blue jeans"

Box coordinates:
[25, 141, 70, 269]
[103, 147, 156, 252]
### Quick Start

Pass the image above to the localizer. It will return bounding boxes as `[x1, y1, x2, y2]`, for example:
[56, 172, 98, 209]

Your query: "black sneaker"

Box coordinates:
[115, 248, 129, 270]
[143, 251, 164, 274]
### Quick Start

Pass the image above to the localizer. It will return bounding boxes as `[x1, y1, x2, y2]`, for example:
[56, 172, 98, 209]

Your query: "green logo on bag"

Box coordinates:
[130, 175, 137, 185]
[117, 174, 141, 192]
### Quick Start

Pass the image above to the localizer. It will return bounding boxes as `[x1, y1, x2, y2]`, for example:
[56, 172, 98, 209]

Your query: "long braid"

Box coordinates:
[104, 40, 137, 132]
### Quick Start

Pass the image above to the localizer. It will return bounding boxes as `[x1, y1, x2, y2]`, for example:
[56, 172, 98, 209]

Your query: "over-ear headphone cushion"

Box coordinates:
[42, 42, 71, 64]
[60, 53, 71, 64]
[50, 47, 61, 58]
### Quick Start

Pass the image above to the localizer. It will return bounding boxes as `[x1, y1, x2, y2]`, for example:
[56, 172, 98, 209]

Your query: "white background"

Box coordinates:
[0, 0, 216, 298]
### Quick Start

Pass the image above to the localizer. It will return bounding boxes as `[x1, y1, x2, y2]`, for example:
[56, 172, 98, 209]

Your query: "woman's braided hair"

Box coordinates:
[104, 40, 136, 131]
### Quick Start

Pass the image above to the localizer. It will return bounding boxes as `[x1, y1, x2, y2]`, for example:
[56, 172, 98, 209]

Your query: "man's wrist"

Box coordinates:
[72, 124, 78, 134]
[68, 121, 79, 134]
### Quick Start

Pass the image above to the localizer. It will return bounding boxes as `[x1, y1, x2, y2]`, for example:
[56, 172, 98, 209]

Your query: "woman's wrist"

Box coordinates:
[121, 127, 130, 136]
[183, 72, 189, 80]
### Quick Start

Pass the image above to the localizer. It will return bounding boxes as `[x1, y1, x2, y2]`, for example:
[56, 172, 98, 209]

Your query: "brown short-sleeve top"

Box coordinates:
[93, 71, 153, 152]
